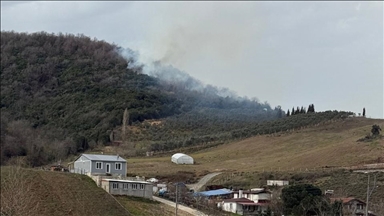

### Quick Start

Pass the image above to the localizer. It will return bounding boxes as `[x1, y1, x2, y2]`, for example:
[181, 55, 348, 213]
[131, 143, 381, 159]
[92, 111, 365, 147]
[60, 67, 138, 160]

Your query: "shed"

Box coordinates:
[171, 153, 194, 164]
[101, 179, 153, 200]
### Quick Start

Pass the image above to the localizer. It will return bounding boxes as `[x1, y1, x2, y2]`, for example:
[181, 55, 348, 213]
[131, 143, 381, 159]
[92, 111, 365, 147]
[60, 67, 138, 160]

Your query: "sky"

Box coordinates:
[1, 1, 383, 118]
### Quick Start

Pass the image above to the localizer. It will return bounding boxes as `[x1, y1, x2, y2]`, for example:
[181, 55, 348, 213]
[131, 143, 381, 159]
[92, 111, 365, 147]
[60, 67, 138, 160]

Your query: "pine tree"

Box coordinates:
[363, 108, 366, 117]
[292, 107, 295, 115]
[312, 104, 315, 113]
[287, 109, 290, 117]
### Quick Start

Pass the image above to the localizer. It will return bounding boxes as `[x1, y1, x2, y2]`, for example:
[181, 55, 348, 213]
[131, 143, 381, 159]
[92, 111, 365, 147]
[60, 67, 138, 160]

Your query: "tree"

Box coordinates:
[300, 106, 306, 114]
[281, 184, 323, 216]
[277, 106, 283, 118]
[363, 108, 366, 117]
[122, 108, 130, 141]
[292, 107, 295, 116]
[295, 107, 300, 115]
[371, 124, 381, 136]
[286, 109, 290, 117]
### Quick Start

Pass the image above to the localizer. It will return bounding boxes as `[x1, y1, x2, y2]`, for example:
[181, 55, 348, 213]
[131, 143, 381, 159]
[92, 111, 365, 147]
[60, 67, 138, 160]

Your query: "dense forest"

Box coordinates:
[0, 31, 352, 166]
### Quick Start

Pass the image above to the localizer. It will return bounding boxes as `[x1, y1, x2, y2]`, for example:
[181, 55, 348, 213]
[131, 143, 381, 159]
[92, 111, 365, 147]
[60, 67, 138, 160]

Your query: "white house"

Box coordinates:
[267, 180, 289, 186]
[219, 197, 269, 215]
[233, 189, 271, 203]
[70, 154, 127, 177]
[171, 153, 194, 164]
[101, 179, 153, 200]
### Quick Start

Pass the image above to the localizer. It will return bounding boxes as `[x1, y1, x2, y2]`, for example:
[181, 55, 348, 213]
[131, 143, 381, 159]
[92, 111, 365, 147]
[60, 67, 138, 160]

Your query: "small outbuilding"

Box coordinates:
[171, 153, 194, 164]
[101, 179, 153, 200]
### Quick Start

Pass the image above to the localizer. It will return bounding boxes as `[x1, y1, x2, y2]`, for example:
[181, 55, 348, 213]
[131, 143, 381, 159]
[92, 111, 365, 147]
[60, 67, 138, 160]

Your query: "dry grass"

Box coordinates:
[0, 166, 130, 216]
[126, 118, 384, 178]
[115, 196, 194, 216]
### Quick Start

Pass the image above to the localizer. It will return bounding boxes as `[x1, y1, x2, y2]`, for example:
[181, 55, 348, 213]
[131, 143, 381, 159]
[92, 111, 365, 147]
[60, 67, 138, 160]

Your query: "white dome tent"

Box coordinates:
[171, 153, 194, 165]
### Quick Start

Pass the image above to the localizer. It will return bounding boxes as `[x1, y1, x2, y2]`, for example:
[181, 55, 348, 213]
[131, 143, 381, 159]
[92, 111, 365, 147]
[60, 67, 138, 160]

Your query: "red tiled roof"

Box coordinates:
[330, 197, 366, 205]
[223, 198, 254, 203]
[239, 202, 269, 206]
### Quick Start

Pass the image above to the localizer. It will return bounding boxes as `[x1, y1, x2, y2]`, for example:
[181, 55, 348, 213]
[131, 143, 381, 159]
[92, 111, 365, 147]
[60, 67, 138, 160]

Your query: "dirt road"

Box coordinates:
[153, 196, 207, 216]
[186, 172, 222, 192]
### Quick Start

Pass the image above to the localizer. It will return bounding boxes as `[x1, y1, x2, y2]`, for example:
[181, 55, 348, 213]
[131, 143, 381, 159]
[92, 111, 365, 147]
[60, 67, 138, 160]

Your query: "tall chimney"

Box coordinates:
[239, 190, 243, 198]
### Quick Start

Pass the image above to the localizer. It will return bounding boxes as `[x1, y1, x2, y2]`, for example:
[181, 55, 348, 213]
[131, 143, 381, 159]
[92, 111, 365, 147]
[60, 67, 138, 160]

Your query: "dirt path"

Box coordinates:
[187, 172, 222, 192]
[153, 196, 207, 216]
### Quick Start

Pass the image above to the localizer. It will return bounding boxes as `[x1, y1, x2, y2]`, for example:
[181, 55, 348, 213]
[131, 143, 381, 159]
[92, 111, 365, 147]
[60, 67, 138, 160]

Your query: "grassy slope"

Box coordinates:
[0, 166, 130, 216]
[127, 118, 384, 177]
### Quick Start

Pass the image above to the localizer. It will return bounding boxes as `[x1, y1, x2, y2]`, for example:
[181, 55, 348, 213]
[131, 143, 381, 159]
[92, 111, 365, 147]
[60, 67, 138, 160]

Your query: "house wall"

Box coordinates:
[73, 156, 91, 174]
[105, 181, 153, 199]
[345, 200, 365, 215]
[222, 202, 241, 214]
[249, 193, 271, 202]
[90, 161, 127, 176]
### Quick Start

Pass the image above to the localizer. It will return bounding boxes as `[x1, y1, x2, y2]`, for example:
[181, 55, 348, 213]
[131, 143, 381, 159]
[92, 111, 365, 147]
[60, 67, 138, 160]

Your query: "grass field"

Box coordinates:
[126, 118, 384, 178]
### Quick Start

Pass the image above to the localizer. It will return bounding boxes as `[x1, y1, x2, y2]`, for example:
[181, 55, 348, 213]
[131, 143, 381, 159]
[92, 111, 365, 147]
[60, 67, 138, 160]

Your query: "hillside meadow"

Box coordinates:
[126, 118, 384, 177]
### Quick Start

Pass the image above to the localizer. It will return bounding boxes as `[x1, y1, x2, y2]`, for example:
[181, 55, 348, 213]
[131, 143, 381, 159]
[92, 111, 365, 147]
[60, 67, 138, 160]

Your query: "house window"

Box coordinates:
[112, 183, 119, 189]
[123, 183, 129, 190]
[96, 162, 103, 169]
[115, 163, 122, 170]
[132, 184, 138, 190]
[357, 204, 364, 209]
[139, 184, 145, 190]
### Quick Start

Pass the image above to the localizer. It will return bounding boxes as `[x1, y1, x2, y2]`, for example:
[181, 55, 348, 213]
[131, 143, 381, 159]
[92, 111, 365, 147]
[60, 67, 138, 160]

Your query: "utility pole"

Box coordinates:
[366, 174, 369, 216]
[175, 183, 178, 216]
[365, 173, 377, 216]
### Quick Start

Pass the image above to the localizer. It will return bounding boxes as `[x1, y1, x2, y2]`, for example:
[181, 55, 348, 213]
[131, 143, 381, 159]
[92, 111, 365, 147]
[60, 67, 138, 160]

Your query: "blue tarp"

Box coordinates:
[194, 188, 232, 197]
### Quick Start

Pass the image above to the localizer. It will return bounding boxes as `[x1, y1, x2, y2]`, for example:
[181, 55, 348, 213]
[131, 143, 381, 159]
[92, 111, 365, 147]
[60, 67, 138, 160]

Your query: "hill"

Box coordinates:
[0, 166, 130, 216]
[126, 117, 384, 177]
[0, 166, 194, 216]
[1, 31, 284, 167]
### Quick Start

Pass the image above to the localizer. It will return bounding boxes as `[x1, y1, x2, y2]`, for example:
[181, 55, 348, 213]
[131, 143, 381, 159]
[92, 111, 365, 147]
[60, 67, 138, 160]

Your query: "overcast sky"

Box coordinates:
[1, 1, 383, 118]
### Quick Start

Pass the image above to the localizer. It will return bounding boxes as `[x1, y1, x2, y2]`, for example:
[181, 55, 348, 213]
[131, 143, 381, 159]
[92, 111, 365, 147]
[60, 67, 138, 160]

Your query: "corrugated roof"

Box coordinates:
[102, 179, 150, 184]
[82, 154, 126, 162]
[196, 188, 232, 197]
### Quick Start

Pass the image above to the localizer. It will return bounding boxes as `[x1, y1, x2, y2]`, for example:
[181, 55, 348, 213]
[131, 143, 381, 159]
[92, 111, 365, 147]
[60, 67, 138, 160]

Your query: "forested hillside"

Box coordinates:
[0, 31, 280, 166]
[0, 31, 352, 166]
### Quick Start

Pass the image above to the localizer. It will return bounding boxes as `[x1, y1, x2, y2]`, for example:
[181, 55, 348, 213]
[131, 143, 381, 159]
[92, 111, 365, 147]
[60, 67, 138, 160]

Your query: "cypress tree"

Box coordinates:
[292, 107, 295, 115]
[295, 107, 300, 115]
[287, 109, 290, 117]
[363, 108, 366, 117]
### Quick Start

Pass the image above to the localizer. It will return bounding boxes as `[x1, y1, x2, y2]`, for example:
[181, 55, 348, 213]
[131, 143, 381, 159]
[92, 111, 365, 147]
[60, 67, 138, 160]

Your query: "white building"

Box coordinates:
[171, 153, 194, 164]
[267, 180, 289, 186]
[101, 179, 153, 200]
[233, 189, 271, 203]
[219, 197, 269, 215]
